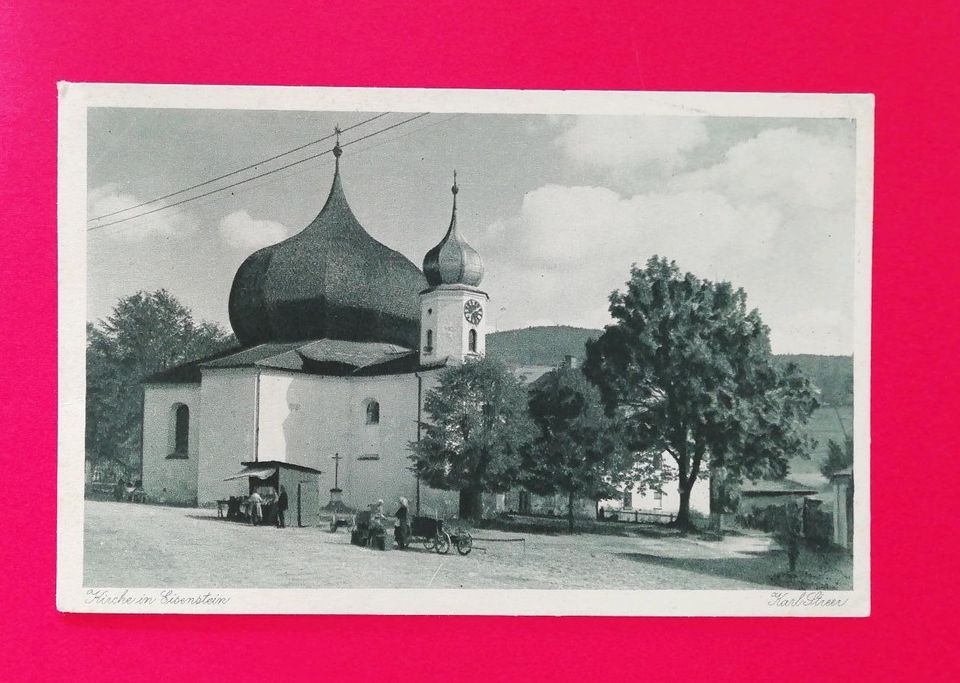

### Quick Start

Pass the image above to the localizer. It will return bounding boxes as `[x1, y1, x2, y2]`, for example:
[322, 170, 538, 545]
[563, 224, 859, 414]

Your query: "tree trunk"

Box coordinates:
[459, 487, 483, 521]
[674, 484, 695, 531]
[568, 490, 576, 533]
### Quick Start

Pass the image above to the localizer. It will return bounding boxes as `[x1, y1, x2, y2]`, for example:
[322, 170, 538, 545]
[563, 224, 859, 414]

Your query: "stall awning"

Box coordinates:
[223, 467, 277, 481]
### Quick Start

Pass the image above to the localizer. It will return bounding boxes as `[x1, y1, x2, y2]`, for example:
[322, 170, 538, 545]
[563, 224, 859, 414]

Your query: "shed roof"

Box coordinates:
[741, 478, 819, 495]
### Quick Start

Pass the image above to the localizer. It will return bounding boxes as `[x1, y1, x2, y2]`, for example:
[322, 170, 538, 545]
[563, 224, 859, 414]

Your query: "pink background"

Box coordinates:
[2, 0, 959, 679]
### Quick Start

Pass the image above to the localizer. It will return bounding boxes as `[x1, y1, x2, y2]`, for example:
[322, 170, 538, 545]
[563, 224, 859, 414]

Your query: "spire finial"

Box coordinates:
[333, 125, 342, 159]
[451, 169, 458, 212]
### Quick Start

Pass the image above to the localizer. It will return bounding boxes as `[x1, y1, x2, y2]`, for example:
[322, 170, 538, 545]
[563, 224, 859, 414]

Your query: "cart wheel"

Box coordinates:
[455, 530, 473, 556]
[434, 532, 451, 554]
[421, 536, 435, 551]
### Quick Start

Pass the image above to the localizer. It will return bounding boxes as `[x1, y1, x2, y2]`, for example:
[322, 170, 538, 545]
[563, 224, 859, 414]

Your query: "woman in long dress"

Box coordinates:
[394, 497, 410, 549]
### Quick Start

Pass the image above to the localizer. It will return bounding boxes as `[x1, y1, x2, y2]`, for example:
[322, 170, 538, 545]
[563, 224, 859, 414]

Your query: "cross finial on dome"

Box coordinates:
[333, 125, 343, 159]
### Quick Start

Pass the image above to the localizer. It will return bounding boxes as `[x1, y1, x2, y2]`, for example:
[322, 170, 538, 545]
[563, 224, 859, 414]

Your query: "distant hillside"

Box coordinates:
[487, 326, 853, 406]
[775, 355, 853, 406]
[487, 326, 600, 366]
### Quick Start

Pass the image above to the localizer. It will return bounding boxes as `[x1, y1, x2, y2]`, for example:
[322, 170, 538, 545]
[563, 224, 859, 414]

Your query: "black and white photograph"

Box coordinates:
[57, 85, 871, 615]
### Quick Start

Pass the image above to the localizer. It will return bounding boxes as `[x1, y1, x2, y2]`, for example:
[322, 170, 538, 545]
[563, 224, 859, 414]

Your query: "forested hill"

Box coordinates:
[486, 326, 853, 406]
[486, 326, 600, 365]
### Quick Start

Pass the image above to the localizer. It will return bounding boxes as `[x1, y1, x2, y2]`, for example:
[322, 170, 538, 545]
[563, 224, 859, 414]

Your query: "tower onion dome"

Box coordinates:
[228, 137, 427, 349]
[422, 172, 484, 288]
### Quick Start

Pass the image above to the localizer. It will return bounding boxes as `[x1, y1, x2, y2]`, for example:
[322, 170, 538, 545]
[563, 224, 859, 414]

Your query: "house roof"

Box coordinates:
[741, 478, 819, 495]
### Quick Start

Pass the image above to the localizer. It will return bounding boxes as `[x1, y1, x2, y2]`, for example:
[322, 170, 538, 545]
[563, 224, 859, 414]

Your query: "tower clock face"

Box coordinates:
[464, 299, 483, 325]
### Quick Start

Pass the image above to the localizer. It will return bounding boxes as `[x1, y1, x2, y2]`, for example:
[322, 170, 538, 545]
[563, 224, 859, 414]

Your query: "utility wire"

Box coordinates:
[88, 113, 466, 238]
[87, 112, 430, 232]
[88, 112, 390, 222]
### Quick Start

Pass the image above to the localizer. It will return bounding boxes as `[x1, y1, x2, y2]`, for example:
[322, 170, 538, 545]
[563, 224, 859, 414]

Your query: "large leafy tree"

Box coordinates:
[820, 435, 854, 478]
[524, 366, 630, 532]
[410, 358, 537, 521]
[584, 257, 819, 529]
[86, 290, 235, 471]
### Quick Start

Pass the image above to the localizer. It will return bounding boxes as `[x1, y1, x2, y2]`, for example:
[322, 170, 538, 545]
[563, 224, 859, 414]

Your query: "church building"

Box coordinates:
[141, 139, 488, 517]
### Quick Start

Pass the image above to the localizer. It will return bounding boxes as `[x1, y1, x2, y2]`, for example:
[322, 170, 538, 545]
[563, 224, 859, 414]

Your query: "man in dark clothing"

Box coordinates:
[394, 497, 410, 549]
[276, 486, 288, 528]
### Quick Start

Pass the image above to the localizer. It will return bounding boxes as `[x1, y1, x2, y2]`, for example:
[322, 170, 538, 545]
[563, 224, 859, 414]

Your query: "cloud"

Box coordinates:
[480, 184, 782, 333]
[218, 210, 292, 250]
[554, 116, 708, 171]
[771, 308, 851, 356]
[670, 127, 856, 210]
[481, 124, 856, 354]
[88, 183, 199, 240]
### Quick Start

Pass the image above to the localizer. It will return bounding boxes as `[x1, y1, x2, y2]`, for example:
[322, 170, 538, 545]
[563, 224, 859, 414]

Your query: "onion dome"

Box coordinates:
[228, 135, 427, 348]
[423, 172, 484, 288]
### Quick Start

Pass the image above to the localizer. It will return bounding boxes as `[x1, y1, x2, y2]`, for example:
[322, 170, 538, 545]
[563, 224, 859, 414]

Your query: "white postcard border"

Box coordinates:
[57, 83, 873, 616]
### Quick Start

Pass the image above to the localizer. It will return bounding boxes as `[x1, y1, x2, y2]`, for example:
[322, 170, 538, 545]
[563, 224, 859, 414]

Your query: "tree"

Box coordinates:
[86, 290, 235, 472]
[524, 366, 629, 532]
[820, 435, 853, 478]
[409, 358, 537, 521]
[584, 257, 819, 530]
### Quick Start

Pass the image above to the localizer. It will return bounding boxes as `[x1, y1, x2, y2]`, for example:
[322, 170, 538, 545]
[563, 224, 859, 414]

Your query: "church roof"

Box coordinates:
[143, 339, 425, 383]
[228, 142, 427, 348]
[422, 172, 484, 288]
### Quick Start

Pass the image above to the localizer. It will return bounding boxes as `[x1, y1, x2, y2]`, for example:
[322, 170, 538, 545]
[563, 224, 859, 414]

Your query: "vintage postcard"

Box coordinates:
[57, 84, 872, 615]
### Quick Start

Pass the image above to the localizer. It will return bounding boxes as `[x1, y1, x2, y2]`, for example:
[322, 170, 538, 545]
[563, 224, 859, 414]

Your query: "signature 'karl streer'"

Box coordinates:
[769, 591, 850, 608]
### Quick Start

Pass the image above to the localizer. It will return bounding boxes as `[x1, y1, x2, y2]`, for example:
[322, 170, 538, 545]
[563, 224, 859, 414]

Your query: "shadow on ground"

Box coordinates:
[615, 549, 789, 588]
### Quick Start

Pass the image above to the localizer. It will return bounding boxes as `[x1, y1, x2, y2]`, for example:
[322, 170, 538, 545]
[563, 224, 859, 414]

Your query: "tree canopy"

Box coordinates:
[524, 366, 630, 530]
[820, 435, 854, 478]
[584, 257, 819, 528]
[86, 290, 235, 470]
[409, 358, 537, 520]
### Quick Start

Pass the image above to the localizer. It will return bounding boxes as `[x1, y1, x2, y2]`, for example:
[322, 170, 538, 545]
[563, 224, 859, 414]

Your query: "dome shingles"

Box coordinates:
[228, 158, 427, 348]
[423, 173, 484, 288]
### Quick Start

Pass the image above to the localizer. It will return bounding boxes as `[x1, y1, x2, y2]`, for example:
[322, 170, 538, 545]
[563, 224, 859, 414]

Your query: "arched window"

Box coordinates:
[425, 329, 433, 352]
[468, 328, 478, 353]
[365, 400, 380, 425]
[171, 404, 189, 456]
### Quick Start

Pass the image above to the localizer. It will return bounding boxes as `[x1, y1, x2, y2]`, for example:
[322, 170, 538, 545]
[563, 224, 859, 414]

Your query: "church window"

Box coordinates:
[623, 489, 633, 509]
[425, 329, 433, 352]
[169, 403, 189, 457]
[365, 399, 380, 425]
[468, 328, 477, 352]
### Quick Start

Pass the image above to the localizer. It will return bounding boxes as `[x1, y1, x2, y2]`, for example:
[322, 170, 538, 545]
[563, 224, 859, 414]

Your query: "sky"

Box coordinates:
[87, 108, 857, 355]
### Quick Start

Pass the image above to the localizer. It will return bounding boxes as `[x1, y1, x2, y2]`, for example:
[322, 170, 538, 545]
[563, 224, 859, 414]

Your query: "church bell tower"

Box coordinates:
[420, 172, 488, 366]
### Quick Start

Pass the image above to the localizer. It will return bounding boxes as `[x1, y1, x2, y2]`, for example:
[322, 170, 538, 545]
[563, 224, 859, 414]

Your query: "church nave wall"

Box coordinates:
[255, 371, 423, 510]
[196, 369, 259, 505]
[142, 383, 201, 505]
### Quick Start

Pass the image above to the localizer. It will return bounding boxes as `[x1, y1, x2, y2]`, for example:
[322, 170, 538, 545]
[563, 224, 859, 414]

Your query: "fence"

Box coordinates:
[606, 509, 676, 525]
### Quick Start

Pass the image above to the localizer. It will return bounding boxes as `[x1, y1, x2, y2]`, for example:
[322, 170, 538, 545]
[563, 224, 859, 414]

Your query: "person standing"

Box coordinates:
[276, 486, 288, 528]
[394, 497, 410, 549]
[247, 489, 264, 525]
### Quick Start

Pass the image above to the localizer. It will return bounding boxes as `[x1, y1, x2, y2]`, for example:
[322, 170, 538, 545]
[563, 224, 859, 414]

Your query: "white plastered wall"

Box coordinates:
[141, 383, 201, 504]
[196, 369, 258, 504]
[419, 286, 488, 366]
[256, 369, 439, 511]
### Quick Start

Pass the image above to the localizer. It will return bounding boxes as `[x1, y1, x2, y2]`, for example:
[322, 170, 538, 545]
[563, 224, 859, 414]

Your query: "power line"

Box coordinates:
[87, 113, 467, 238]
[88, 112, 390, 222]
[87, 112, 431, 232]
